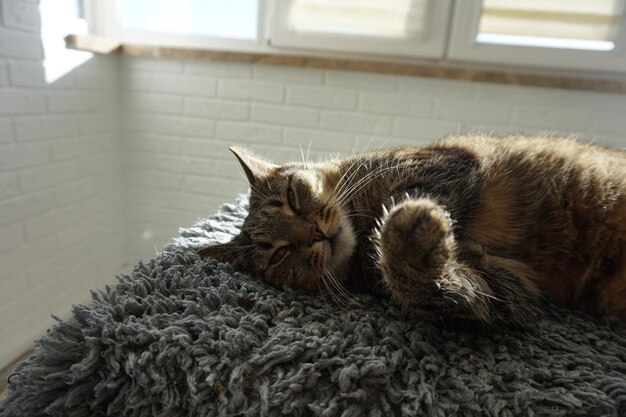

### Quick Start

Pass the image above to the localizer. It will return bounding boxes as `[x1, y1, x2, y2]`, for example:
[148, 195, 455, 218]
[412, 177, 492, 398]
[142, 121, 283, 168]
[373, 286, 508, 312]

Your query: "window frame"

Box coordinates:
[267, 0, 454, 59]
[85, 0, 626, 74]
[86, 0, 273, 53]
[447, 0, 626, 73]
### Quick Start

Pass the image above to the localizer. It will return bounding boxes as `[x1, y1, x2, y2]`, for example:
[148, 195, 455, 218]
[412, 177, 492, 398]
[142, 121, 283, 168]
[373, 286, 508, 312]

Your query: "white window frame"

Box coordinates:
[447, 0, 626, 73]
[86, 0, 273, 54]
[267, 0, 454, 59]
[85, 0, 626, 74]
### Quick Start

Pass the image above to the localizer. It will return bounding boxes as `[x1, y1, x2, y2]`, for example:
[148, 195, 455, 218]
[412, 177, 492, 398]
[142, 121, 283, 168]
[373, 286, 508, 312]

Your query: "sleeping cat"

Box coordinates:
[197, 135, 626, 325]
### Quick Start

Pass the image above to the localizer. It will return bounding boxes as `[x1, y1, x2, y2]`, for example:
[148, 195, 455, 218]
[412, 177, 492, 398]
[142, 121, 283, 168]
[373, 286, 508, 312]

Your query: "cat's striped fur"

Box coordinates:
[198, 135, 626, 325]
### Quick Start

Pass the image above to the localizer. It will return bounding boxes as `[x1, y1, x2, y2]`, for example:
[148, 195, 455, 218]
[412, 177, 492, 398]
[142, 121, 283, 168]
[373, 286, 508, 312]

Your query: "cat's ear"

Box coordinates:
[196, 235, 247, 265]
[229, 146, 277, 186]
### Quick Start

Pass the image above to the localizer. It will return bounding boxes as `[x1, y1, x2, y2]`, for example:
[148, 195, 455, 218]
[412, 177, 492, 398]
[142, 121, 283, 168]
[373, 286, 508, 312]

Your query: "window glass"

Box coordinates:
[121, 0, 258, 40]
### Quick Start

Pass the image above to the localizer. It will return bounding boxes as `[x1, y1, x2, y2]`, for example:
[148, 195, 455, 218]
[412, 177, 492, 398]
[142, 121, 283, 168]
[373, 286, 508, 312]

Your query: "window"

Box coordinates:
[269, 0, 454, 58]
[89, 0, 264, 51]
[86, 0, 626, 73]
[449, 0, 626, 72]
[121, 0, 258, 40]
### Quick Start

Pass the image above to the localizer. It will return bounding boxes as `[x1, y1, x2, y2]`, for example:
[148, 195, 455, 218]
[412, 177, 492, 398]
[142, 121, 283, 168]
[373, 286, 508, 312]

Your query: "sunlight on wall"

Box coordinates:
[40, 0, 93, 83]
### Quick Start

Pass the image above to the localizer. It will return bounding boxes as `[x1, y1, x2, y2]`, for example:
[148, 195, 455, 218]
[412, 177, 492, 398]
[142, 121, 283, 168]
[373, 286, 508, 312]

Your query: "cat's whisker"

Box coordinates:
[299, 144, 306, 167]
[321, 267, 349, 309]
[334, 164, 404, 210]
[325, 265, 361, 308]
[306, 139, 312, 167]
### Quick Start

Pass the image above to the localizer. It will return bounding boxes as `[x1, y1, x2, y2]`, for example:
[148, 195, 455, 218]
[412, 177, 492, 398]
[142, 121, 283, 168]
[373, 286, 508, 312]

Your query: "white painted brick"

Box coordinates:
[0, 271, 30, 305]
[475, 82, 565, 105]
[24, 204, 82, 240]
[129, 204, 196, 228]
[219, 79, 284, 103]
[47, 90, 97, 113]
[184, 175, 243, 197]
[360, 92, 434, 116]
[185, 156, 223, 176]
[437, 98, 512, 123]
[18, 163, 69, 193]
[252, 103, 318, 127]
[394, 117, 461, 139]
[513, 105, 592, 131]
[0, 61, 7, 86]
[0, 142, 49, 171]
[78, 112, 118, 134]
[287, 86, 358, 110]
[397, 76, 475, 99]
[1, 0, 40, 31]
[283, 128, 356, 151]
[54, 177, 101, 207]
[127, 133, 184, 154]
[74, 69, 119, 90]
[129, 170, 183, 190]
[213, 158, 248, 179]
[320, 111, 392, 135]
[123, 70, 153, 92]
[0, 231, 57, 279]
[185, 60, 251, 78]
[184, 97, 249, 120]
[325, 70, 396, 91]
[217, 121, 282, 144]
[0, 89, 46, 114]
[253, 64, 323, 84]
[52, 136, 100, 161]
[0, 117, 13, 142]
[124, 57, 183, 73]
[150, 115, 216, 138]
[0, 172, 18, 199]
[592, 111, 626, 135]
[8, 60, 46, 87]
[56, 212, 108, 248]
[0, 190, 55, 226]
[183, 138, 233, 158]
[125, 93, 183, 114]
[14, 114, 76, 140]
[151, 73, 216, 96]
[0, 223, 23, 253]
[0, 28, 42, 59]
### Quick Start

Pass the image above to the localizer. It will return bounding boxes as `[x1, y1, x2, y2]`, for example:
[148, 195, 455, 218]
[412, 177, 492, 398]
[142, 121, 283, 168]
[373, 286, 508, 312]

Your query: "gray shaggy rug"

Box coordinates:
[1, 196, 626, 417]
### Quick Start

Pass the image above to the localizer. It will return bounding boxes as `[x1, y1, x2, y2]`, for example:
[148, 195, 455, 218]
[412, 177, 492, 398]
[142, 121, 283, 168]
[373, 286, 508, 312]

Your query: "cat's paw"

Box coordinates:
[379, 198, 455, 279]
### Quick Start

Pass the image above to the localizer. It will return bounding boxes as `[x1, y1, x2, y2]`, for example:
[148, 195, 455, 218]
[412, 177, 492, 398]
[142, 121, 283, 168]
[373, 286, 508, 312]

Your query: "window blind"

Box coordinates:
[288, 0, 430, 38]
[479, 0, 626, 42]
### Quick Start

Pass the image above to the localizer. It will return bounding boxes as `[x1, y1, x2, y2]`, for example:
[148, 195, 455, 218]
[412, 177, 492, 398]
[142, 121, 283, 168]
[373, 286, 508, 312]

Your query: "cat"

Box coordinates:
[197, 135, 626, 325]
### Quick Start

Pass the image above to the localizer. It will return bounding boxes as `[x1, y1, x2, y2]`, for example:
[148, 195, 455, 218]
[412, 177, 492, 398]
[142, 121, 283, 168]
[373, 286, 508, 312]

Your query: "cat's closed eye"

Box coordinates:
[269, 246, 290, 265]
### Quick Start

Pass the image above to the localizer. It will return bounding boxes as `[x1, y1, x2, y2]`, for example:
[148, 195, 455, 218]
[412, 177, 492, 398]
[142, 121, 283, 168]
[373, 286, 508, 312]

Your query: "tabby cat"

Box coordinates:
[197, 135, 626, 325]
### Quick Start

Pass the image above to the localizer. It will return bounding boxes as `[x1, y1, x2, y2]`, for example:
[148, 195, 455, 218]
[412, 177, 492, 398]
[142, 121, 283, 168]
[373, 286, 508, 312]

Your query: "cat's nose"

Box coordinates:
[310, 225, 326, 244]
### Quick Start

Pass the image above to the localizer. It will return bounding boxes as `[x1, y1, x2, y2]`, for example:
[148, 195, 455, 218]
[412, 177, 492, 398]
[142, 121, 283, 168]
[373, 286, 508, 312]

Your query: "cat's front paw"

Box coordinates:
[379, 198, 455, 280]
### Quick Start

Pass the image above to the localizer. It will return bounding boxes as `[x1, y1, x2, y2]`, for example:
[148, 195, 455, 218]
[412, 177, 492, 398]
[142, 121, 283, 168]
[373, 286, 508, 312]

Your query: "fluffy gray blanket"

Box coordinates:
[1, 196, 625, 417]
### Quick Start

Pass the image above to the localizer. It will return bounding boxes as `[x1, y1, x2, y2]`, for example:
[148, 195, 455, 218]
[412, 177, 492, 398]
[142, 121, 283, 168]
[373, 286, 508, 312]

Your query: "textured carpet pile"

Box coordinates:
[1, 195, 626, 417]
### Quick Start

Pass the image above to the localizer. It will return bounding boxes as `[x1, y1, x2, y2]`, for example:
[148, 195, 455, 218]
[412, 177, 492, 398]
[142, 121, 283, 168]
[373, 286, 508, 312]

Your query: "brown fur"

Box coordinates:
[198, 135, 626, 326]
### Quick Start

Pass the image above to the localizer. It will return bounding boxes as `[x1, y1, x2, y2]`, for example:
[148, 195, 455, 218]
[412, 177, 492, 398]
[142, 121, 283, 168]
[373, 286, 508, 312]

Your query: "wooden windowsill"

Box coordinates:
[66, 34, 626, 94]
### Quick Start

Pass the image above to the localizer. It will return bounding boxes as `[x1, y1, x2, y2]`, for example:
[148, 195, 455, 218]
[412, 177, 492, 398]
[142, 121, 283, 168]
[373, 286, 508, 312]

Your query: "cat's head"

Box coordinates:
[198, 147, 356, 290]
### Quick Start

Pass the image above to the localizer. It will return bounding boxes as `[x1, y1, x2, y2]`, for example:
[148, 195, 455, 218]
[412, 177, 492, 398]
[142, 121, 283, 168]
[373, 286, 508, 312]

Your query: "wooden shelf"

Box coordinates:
[66, 34, 626, 94]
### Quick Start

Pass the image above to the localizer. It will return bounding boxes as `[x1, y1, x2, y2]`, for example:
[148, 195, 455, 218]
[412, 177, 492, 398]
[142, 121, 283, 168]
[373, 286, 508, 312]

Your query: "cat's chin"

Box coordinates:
[327, 215, 356, 269]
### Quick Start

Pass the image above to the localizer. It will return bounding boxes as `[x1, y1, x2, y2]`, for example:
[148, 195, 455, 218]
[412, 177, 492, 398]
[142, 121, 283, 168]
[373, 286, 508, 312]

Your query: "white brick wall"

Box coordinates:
[0, 0, 125, 369]
[120, 56, 626, 264]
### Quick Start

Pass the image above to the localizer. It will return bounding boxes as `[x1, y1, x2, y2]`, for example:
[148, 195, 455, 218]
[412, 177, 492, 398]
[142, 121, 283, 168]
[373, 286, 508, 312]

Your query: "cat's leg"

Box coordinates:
[378, 198, 537, 325]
